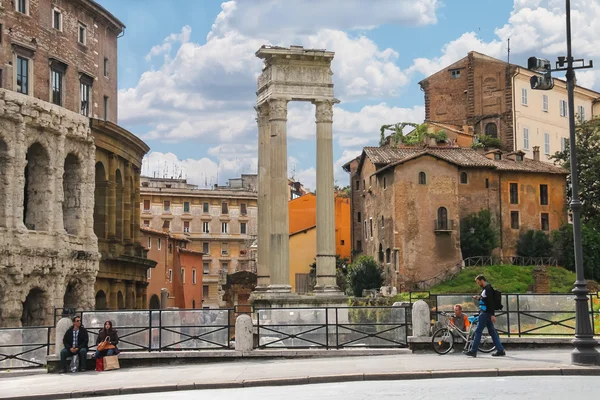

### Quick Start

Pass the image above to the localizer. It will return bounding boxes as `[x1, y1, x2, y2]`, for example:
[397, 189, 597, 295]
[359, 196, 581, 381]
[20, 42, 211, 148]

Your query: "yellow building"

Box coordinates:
[139, 176, 257, 308]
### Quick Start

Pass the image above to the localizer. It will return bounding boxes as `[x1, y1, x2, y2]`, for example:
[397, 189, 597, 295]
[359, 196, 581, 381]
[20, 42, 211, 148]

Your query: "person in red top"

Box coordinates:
[451, 304, 470, 332]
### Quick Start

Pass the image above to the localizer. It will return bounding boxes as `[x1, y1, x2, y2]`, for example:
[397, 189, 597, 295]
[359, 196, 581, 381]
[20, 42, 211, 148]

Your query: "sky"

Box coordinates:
[97, 0, 600, 191]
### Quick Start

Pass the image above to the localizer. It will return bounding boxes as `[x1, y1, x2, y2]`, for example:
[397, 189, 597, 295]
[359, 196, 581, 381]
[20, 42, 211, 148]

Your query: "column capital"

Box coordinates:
[313, 99, 339, 123]
[268, 98, 288, 121]
[255, 104, 270, 125]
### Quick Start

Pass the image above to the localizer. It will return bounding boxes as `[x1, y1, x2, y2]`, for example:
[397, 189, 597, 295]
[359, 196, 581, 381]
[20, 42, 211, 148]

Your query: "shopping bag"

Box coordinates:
[95, 357, 104, 372]
[70, 354, 79, 372]
[103, 355, 120, 371]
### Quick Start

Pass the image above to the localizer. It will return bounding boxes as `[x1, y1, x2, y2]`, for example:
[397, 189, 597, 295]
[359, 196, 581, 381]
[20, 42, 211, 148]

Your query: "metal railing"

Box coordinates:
[463, 256, 558, 267]
[410, 291, 598, 337]
[434, 219, 455, 231]
[255, 306, 410, 349]
[0, 326, 53, 369]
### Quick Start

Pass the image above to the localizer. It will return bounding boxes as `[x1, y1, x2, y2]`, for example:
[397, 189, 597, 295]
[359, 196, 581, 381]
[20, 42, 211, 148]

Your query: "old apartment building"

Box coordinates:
[140, 176, 258, 309]
[420, 51, 600, 161]
[344, 145, 567, 289]
[0, 0, 153, 325]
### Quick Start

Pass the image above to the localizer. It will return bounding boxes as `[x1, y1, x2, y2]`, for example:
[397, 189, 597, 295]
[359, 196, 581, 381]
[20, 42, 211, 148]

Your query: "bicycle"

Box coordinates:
[431, 311, 496, 355]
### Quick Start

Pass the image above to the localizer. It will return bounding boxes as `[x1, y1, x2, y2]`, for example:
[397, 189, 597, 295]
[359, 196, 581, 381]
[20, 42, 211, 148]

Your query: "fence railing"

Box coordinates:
[255, 306, 410, 349]
[463, 256, 558, 267]
[410, 291, 599, 337]
[0, 327, 53, 369]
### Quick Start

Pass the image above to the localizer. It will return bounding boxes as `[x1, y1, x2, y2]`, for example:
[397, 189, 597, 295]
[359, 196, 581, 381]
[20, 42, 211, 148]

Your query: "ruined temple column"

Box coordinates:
[107, 154, 117, 239]
[123, 162, 132, 243]
[255, 104, 271, 290]
[313, 100, 340, 293]
[267, 98, 291, 293]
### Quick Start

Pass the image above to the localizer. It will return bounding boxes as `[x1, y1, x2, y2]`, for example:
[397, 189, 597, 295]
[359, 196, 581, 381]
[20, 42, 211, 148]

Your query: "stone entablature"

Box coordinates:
[0, 89, 99, 327]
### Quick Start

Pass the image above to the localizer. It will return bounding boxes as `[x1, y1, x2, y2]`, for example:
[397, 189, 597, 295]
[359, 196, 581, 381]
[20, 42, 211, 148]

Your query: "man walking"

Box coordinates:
[60, 316, 89, 372]
[465, 274, 505, 357]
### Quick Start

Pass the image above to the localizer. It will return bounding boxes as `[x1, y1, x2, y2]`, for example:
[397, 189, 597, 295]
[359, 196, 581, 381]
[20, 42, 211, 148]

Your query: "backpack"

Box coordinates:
[492, 287, 503, 311]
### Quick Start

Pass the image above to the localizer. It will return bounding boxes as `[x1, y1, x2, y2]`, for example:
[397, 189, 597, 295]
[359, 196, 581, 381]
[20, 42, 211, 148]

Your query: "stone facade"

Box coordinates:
[0, 89, 99, 327]
[344, 145, 568, 289]
[139, 176, 258, 309]
[93, 119, 155, 310]
[0, 0, 121, 122]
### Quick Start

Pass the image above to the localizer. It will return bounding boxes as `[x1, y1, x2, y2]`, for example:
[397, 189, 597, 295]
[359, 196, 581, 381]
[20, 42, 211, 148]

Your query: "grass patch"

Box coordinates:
[429, 265, 579, 294]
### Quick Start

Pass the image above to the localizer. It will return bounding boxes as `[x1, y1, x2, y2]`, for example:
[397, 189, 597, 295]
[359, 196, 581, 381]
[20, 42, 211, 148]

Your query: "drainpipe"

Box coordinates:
[498, 174, 504, 257]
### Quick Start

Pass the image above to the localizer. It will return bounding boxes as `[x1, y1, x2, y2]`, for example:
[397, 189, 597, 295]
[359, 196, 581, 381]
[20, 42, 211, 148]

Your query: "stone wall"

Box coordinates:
[0, 89, 100, 327]
[0, 0, 121, 122]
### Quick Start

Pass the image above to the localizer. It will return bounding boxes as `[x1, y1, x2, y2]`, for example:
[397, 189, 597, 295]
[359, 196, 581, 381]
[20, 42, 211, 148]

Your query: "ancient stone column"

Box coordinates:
[267, 98, 291, 293]
[125, 281, 135, 309]
[313, 100, 340, 293]
[123, 162, 132, 244]
[255, 104, 271, 290]
[107, 154, 117, 239]
[133, 170, 141, 244]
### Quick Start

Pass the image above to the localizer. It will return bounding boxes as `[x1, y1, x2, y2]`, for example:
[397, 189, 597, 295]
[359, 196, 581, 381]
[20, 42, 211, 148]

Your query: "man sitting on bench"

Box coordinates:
[60, 316, 89, 373]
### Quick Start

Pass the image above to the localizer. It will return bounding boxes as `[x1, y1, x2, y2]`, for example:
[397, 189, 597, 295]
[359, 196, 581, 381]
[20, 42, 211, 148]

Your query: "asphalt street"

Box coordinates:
[90, 376, 600, 400]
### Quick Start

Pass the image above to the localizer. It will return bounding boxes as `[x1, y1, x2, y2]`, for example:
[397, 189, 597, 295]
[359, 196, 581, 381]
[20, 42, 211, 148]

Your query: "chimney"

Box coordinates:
[533, 146, 540, 161]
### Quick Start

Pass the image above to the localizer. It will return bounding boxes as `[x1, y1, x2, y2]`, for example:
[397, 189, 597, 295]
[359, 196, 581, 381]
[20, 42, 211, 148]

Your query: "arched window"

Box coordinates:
[460, 172, 468, 184]
[485, 123, 498, 138]
[385, 248, 391, 263]
[24, 143, 52, 231]
[378, 243, 384, 263]
[419, 172, 427, 185]
[63, 153, 82, 235]
[149, 295, 160, 309]
[95, 290, 107, 310]
[437, 207, 448, 230]
[381, 215, 384, 228]
[94, 162, 107, 238]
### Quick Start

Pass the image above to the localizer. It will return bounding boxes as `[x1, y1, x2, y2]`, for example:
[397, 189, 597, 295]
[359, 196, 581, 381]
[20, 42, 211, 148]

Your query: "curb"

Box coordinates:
[5, 367, 600, 399]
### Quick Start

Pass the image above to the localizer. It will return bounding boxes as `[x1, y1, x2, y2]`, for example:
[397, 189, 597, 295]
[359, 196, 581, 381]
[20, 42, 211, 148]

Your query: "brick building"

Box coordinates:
[0, 0, 153, 325]
[141, 227, 204, 310]
[419, 51, 600, 161]
[344, 145, 567, 289]
[139, 176, 257, 308]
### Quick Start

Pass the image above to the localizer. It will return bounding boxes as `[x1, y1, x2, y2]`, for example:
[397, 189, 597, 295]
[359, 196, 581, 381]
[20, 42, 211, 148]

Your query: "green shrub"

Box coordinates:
[346, 255, 385, 297]
[516, 230, 552, 258]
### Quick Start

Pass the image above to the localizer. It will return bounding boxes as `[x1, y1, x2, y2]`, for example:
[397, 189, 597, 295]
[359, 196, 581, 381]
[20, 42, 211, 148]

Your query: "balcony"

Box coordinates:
[434, 219, 455, 234]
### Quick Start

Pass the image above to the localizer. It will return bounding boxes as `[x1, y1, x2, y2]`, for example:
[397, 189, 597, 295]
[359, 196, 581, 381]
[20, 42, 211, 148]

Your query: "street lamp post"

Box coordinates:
[528, 0, 598, 366]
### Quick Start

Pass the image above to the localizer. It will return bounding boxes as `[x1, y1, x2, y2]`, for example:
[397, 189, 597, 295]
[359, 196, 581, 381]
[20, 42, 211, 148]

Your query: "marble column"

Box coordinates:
[255, 104, 271, 290]
[267, 98, 291, 293]
[107, 154, 117, 239]
[313, 100, 340, 293]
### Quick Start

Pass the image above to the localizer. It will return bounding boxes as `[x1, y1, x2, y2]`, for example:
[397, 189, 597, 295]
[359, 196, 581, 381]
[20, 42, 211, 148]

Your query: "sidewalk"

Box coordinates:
[2, 349, 599, 399]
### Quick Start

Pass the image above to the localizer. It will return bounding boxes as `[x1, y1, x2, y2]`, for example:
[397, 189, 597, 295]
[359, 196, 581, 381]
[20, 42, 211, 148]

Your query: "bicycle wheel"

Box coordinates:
[478, 334, 496, 353]
[432, 328, 454, 355]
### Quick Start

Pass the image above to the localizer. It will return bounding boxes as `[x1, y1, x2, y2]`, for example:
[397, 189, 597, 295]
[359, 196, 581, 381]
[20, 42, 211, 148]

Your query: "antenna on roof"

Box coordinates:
[507, 37, 511, 64]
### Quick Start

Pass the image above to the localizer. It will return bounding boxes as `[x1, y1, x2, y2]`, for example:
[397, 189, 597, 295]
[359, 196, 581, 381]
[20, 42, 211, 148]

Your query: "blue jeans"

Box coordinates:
[471, 312, 504, 354]
[94, 349, 115, 359]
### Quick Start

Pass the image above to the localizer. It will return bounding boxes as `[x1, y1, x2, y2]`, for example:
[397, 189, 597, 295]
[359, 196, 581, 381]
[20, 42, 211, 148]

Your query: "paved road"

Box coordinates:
[2, 349, 598, 399]
[90, 376, 599, 400]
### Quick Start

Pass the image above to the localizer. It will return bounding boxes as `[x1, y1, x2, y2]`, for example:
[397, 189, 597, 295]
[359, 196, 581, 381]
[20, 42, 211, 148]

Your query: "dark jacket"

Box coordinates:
[97, 329, 119, 347]
[62, 326, 89, 350]
[481, 284, 496, 316]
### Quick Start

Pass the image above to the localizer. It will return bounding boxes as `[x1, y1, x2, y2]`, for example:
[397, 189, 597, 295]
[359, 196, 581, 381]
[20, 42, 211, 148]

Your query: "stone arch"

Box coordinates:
[117, 291, 125, 309]
[95, 290, 107, 310]
[385, 248, 391, 263]
[378, 243, 384, 263]
[437, 207, 448, 230]
[94, 162, 107, 238]
[21, 288, 47, 327]
[485, 123, 498, 138]
[149, 295, 160, 310]
[0, 137, 9, 227]
[115, 169, 123, 241]
[24, 142, 52, 231]
[63, 153, 83, 235]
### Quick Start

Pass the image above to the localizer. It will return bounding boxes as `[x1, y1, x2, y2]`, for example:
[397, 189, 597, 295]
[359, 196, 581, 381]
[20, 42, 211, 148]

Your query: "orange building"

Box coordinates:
[288, 193, 351, 292]
[142, 227, 204, 309]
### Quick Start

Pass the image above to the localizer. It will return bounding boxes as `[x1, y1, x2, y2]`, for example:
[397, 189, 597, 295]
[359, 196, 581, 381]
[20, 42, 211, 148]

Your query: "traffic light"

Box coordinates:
[528, 57, 554, 90]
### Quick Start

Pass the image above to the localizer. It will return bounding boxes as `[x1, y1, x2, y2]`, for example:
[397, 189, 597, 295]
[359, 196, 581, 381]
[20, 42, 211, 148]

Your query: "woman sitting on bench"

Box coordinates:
[95, 320, 119, 360]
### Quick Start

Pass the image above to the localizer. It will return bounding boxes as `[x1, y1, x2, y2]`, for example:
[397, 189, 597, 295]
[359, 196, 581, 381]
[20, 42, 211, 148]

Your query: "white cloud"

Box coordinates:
[209, 0, 439, 39]
[145, 25, 192, 61]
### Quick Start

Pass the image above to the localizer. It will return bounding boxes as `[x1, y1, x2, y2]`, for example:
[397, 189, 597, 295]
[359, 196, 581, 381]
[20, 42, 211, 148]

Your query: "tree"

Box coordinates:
[516, 230, 552, 258]
[551, 118, 600, 224]
[345, 255, 384, 297]
[460, 210, 499, 259]
[379, 122, 447, 147]
[552, 223, 600, 282]
[308, 255, 349, 293]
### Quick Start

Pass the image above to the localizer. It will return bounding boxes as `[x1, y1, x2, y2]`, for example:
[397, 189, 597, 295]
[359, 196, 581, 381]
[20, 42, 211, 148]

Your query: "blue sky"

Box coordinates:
[96, 0, 600, 190]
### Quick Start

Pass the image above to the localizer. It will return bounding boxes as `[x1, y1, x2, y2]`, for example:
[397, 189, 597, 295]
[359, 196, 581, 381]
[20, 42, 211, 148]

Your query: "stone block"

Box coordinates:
[55, 318, 72, 355]
[412, 300, 431, 337]
[235, 314, 253, 352]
